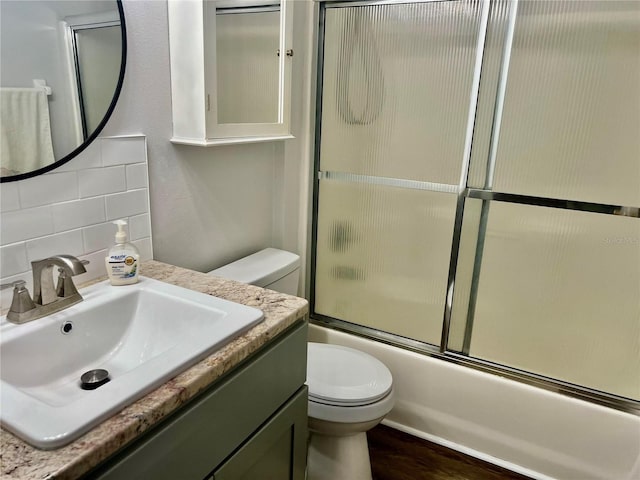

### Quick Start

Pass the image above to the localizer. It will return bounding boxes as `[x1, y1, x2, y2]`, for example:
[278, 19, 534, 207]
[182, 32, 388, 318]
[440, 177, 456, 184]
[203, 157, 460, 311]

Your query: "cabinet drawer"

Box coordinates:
[88, 321, 307, 480]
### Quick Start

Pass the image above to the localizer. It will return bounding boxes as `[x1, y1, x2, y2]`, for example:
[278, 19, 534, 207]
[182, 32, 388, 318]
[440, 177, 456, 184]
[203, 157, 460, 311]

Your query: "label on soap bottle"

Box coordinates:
[106, 254, 139, 280]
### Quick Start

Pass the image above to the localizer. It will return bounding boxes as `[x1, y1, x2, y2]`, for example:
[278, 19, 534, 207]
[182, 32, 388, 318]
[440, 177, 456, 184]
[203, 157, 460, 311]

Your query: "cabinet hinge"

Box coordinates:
[207, 94, 211, 112]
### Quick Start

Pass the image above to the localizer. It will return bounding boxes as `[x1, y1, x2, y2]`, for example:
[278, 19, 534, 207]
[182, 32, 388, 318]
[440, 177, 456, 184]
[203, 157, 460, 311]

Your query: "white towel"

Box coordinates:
[0, 88, 55, 175]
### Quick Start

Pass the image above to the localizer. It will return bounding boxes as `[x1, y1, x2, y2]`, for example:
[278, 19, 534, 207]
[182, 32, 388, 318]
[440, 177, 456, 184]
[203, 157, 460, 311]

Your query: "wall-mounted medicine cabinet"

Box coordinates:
[168, 0, 293, 146]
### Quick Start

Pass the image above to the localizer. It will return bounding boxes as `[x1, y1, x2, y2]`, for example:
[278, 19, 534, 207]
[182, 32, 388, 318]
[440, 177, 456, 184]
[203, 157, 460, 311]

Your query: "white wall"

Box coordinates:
[283, 0, 317, 291]
[100, 0, 293, 273]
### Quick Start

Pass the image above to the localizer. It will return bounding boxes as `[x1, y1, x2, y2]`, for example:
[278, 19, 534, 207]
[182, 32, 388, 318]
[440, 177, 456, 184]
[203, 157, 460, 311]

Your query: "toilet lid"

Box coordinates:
[307, 343, 393, 406]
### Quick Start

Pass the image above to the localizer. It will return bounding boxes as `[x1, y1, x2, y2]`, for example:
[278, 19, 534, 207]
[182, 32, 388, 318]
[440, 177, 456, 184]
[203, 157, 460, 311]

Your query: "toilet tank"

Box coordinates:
[207, 248, 300, 295]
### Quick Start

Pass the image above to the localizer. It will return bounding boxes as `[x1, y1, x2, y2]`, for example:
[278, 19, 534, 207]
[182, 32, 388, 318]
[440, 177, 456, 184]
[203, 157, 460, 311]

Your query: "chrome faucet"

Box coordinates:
[1, 255, 87, 324]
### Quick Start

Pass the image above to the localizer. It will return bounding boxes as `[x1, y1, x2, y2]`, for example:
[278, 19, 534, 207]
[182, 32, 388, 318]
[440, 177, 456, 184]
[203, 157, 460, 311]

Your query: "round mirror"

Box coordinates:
[0, 0, 126, 182]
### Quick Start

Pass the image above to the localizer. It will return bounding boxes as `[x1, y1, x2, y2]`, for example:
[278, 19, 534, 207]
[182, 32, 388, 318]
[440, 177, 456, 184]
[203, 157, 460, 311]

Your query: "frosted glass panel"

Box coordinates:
[469, 202, 640, 399]
[216, 8, 279, 124]
[492, 0, 640, 206]
[315, 179, 457, 345]
[320, 1, 483, 184]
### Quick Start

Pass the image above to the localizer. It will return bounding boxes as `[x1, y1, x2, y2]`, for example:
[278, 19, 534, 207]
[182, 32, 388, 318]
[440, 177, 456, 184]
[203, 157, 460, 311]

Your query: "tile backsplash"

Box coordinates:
[0, 135, 153, 310]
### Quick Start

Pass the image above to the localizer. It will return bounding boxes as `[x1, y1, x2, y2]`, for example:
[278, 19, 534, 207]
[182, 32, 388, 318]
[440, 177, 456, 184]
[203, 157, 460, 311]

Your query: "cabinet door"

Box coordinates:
[168, 0, 294, 146]
[212, 386, 308, 480]
[203, 0, 293, 141]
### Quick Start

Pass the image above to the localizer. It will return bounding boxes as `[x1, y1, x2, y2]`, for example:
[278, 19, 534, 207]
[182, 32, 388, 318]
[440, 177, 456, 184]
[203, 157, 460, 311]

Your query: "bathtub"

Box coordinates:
[309, 324, 640, 480]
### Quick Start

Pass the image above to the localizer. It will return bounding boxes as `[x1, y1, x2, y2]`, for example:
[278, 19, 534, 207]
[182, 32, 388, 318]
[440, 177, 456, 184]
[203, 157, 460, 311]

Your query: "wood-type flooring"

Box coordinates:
[368, 425, 532, 480]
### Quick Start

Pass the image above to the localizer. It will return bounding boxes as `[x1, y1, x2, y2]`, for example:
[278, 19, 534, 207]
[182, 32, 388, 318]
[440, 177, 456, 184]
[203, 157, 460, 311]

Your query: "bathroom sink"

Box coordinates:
[0, 276, 264, 449]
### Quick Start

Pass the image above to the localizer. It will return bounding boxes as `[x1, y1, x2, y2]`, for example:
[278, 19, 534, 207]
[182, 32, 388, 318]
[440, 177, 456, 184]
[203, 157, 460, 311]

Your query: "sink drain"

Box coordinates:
[80, 369, 110, 390]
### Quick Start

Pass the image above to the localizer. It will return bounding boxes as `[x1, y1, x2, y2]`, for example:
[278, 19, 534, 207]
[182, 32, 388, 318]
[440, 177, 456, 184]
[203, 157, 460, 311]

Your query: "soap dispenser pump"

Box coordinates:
[105, 219, 140, 285]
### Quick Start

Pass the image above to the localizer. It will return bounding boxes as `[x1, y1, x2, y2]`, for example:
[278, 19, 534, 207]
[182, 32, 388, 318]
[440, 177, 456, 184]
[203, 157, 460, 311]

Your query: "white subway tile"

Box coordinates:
[73, 249, 109, 285]
[52, 197, 106, 233]
[0, 136, 149, 302]
[0, 272, 32, 312]
[105, 189, 148, 220]
[101, 137, 146, 166]
[1, 183, 20, 212]
[132, 237, 153, 261]
[55, 141, 102, 172]
[83, 222, 123, 253]
[78, 166, 126, 198]
[0, 243, 29, 278]
[26, 230, 84, 262]
[1, 206, 53, 245]
[18, 172, 78, 209]
[129, 214, 151, 241]
[126, 163, 148, 190]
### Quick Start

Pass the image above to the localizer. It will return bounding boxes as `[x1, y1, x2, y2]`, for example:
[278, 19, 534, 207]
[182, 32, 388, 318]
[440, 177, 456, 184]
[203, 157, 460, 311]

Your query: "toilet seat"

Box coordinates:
[308, 387, 395, 424]
[307, 343, 393, 407]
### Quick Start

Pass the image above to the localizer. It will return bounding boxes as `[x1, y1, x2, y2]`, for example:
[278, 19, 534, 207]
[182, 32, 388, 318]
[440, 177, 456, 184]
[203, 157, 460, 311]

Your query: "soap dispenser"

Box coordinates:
[105, 220, 140, 285]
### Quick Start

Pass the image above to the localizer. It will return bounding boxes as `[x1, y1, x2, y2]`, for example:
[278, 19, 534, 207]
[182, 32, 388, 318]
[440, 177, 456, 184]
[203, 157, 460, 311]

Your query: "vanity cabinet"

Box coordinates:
[168, 0, 293, 146]
[86, 321, 307, 480]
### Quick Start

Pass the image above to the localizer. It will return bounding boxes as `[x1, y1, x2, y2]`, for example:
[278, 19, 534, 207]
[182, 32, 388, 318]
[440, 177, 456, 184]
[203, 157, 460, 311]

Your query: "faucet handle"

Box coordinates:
[2, 280, 36, 318]
[55, 270, 68, 297]
[56, 260, 89, 298]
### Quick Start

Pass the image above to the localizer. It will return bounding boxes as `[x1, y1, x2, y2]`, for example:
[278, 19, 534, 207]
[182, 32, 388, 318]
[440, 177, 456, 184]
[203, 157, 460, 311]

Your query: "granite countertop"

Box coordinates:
[0, 260, 309, 480]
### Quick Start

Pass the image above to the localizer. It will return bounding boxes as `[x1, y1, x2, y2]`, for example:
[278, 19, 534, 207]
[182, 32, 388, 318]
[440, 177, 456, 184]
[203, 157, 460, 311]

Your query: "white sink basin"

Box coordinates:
[0, 276, 263, 449]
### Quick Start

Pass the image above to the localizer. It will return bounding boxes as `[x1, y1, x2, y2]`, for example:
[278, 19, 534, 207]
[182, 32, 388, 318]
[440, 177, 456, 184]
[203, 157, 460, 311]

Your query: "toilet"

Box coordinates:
[305, 343, 394, 480]
[209, 248, 395, 480]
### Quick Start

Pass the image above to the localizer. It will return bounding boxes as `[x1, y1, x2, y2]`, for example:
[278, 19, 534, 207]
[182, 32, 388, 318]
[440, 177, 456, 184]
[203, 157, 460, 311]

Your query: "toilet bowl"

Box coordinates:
[306, 342, 394, 480]
[208, 248, 395, 480]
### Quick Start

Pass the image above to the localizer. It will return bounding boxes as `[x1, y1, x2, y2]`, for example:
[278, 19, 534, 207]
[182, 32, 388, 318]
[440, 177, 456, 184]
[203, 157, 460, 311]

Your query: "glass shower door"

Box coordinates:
[313, 0, 639, 408]
[449, 0, 640, 401]
[314, 0, 486, 345]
